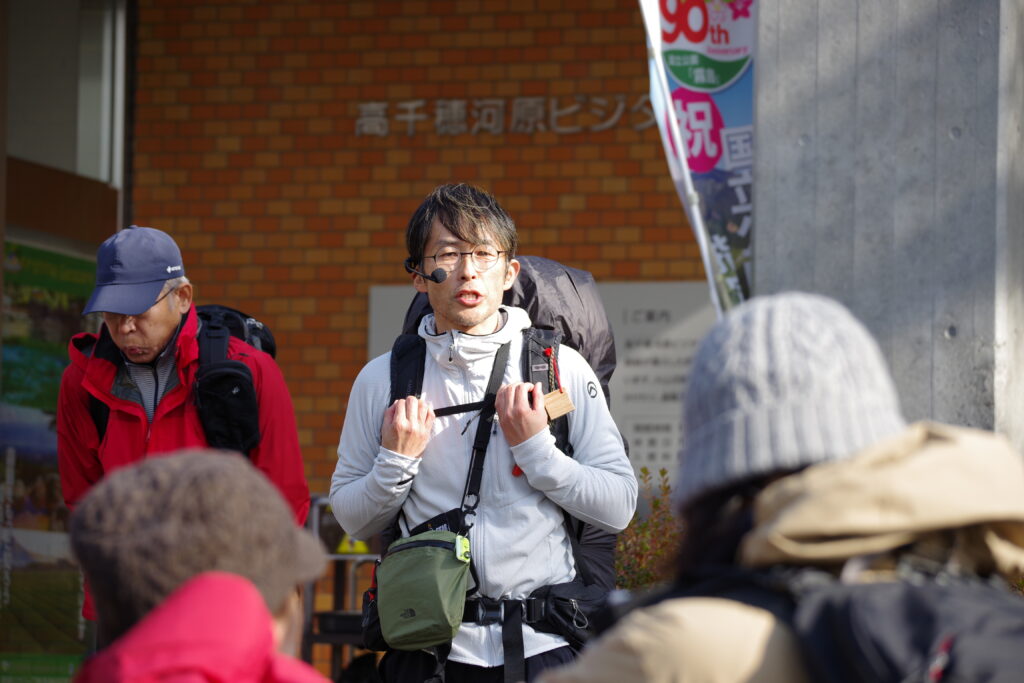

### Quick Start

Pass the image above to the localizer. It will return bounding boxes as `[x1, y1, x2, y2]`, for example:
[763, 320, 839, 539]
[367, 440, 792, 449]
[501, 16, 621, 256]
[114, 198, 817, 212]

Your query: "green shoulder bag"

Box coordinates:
[376, 529, 472, 650]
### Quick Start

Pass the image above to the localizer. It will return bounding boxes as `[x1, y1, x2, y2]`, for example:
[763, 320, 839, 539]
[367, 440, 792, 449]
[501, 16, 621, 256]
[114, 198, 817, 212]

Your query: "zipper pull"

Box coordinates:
[448, 331, 457, 363]
[571, 598, 588, 628]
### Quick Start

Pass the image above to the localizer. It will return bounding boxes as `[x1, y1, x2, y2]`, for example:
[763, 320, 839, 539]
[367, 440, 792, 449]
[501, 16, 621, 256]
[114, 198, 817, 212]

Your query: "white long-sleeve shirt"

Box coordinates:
[330, 306, 637, 667]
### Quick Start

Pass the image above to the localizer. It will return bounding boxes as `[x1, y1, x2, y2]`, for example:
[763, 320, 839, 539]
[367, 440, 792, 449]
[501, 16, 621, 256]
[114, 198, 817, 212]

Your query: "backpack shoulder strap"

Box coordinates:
[389, 333, 489, 417]
[193, 308, 261, 458]
[521, 328, 571, 456]
[198, 307, 231, 367]
[389, 333, 426, 403]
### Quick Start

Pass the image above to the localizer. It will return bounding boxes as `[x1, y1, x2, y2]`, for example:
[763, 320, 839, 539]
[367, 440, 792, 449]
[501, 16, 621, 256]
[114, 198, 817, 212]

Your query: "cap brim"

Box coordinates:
[83, 280, 168, 316]
[290, 528, 329, 586]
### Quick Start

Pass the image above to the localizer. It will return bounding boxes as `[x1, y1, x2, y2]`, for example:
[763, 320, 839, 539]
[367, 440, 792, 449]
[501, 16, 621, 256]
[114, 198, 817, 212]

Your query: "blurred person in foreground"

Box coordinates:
[70, 450, 329, 683]
[539, 292, 1024, 683]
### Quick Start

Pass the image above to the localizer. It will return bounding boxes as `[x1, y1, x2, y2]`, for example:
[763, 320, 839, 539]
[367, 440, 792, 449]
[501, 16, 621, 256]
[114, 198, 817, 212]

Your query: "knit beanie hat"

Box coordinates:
[70, 450, 326, 642]
[675, 292, 906, 511]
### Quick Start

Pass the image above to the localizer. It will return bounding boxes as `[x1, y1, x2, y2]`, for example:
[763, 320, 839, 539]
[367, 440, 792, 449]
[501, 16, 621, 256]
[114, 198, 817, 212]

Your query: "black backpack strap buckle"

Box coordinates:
[464, 597, 505, 625]
[462, 596, 545, 625]
[463, 596, 542, 625]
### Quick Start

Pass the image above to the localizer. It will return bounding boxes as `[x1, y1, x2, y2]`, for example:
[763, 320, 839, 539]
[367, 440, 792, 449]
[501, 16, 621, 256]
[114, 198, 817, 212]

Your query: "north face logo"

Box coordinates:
[400, 608, 416, 619]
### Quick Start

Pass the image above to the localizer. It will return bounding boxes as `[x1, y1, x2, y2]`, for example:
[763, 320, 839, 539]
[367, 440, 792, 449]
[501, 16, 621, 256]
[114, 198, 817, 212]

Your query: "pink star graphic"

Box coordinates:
[730, 0, 754, 20]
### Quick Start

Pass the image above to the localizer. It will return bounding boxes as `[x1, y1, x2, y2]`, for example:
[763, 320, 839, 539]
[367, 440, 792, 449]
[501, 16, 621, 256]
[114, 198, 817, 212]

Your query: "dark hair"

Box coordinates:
[405, 183, 518, 267]
[675, 470, 799, 582]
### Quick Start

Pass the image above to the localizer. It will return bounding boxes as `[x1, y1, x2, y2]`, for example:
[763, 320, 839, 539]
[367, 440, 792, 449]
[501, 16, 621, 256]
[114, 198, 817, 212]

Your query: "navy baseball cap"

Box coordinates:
[83, 226, 185, 316]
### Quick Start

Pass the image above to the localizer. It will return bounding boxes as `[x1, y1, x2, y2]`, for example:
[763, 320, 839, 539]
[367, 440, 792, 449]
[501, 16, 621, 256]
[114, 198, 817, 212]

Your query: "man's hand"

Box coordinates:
[381, 396, 435, 457]
[495, 382, 548, 447]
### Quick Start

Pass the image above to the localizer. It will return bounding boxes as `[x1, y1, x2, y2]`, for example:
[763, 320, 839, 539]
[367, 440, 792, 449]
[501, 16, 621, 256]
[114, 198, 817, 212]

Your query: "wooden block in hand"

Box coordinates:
[544, 389, 575, 421]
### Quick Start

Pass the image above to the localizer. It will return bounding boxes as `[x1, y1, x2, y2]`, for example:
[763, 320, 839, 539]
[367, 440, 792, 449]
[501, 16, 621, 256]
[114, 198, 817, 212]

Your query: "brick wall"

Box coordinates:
[134, 0, 698, 498]
[133, 0, 700, 672]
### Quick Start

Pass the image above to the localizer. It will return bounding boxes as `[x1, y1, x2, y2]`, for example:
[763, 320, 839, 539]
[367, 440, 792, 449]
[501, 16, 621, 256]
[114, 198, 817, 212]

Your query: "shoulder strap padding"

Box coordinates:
[198, 307, 231, 367]
[390, 334, 427, 403]
[521, 328, 570, 456]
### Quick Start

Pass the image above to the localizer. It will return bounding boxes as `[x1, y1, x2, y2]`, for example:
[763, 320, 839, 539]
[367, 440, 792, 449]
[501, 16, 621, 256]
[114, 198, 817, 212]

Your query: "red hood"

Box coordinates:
[75, 572, 328, 683]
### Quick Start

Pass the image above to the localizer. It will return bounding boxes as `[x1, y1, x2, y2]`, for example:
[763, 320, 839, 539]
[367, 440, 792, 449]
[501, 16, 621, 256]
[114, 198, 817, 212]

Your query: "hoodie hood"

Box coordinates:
[75, 572, 328, 683]
[740, 422, 1024, 578]
[419, 305, 531, 368]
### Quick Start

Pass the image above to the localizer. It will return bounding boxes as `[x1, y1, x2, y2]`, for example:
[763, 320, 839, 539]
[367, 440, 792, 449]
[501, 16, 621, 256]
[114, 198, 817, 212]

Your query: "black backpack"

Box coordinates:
[198, 304, 276, 358]
[89, 304, 274, 457]
[613, 563, 1024, 683]
[396, 255, 622, 593]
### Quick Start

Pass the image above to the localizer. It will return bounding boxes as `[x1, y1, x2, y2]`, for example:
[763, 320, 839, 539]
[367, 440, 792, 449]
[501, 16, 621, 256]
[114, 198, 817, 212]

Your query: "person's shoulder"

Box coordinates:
[538, 597, 761, 683]
[615, 596, 807, 681]
[555, 343, 586, 364]
[358, 348, 391, 372]
[353, 351, 391, 387]
[221, 338, 287, 393]
[226, 335, 276, 363]
[553, 343, 596, 380]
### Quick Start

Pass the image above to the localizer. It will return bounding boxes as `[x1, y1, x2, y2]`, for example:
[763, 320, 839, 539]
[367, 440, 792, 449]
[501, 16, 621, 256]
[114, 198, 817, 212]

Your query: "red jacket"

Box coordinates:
[75, 571, 331, 683]
[57, 306, 310, 616]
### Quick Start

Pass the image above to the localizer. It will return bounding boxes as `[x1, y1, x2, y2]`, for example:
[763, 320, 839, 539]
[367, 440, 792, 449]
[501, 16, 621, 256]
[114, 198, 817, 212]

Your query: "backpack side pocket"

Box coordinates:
[194, 359, 260, 454]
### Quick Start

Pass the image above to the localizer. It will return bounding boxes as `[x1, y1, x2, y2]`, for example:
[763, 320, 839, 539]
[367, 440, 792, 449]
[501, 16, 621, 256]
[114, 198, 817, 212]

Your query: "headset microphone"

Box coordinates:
[404, 258, 448, 284]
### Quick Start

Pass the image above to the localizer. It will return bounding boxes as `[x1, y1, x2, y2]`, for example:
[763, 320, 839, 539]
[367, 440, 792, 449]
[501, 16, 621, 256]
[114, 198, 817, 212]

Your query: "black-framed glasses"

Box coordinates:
[427, 246, 506, 272]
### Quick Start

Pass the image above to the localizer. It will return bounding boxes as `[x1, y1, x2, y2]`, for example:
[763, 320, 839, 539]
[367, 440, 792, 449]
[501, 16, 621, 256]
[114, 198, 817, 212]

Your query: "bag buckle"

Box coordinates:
[474, 598, 504, 625]
[524, 596, 545, 624]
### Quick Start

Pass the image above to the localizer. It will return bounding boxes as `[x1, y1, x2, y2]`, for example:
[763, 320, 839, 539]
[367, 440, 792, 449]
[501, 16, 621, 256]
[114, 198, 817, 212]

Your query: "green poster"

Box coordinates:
[2, 240, 94, 676]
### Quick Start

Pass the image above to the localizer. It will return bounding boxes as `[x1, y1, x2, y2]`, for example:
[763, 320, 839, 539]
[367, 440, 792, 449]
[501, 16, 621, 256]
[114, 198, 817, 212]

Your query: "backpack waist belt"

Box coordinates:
[461, 595, 528, 683]
[463, 596, 546, 626]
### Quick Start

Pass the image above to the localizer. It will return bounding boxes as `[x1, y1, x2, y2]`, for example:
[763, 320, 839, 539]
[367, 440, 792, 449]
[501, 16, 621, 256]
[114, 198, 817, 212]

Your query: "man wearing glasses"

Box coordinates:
[57, 226, 310, 632]
[330, 184, 636, 682]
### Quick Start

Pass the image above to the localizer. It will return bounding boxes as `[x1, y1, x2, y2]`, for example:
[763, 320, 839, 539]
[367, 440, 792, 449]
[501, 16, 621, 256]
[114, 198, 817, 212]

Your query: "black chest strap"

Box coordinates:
[405, 340, 512, 537]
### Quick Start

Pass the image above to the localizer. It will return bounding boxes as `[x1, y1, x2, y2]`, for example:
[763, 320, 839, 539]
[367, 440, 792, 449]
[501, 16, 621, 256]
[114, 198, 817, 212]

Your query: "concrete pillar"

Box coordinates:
[753, 0, 1024, 449]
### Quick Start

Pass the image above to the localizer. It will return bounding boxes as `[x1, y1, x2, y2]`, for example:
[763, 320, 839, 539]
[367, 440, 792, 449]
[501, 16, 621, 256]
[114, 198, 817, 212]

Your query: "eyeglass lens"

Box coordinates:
[431, 247, 501, 272]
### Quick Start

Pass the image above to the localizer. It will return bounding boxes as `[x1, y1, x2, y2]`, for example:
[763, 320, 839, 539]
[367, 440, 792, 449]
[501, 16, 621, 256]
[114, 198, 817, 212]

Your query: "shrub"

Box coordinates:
[615, 467, 683, 590]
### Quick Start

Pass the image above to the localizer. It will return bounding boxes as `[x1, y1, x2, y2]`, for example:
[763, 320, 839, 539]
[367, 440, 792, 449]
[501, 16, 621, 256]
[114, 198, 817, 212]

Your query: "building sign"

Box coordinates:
[355, 94, 655, 137]
[599, 282, 715, 484]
